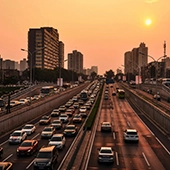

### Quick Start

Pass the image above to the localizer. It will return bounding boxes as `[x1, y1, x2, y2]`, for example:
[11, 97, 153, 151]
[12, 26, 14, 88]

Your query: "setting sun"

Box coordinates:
[145, 19, 152, 26]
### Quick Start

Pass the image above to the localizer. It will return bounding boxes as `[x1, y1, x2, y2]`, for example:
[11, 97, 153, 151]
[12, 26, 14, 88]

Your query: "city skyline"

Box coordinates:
[0, 0, 170, 74]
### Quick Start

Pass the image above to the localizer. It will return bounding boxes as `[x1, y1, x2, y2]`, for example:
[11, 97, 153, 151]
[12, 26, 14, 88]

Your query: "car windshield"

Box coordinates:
[66, 126, 75, 129]
[101, 149, 112, 153]
[60, 115, 67, 117]
[41, 117, 48, 120]
[127, 132, 137, 135]
[51, 136, 62, 141]
[52, 120, 60, 123]
[37, 151, 52, 158]
[23, 125, 33, 129]
[43, 128, 53, 132]
[21, 142, 32, 146]
[12, 132, 21, 136]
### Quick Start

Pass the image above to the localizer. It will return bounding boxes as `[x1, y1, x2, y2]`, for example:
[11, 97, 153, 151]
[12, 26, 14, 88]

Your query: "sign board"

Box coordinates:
[57, 78, 63, 86]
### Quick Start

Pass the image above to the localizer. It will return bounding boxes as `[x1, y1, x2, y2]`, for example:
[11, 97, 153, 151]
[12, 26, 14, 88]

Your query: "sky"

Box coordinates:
[0, 0, 170, 75]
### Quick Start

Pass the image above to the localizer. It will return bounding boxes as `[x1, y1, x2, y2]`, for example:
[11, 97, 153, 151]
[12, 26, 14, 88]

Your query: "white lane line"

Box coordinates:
[115, 152, 119, 165]
[0, 140, 8, 146]
[26, 159, 35, 169]
[142, 152, 150, 167]
[113, 132, 116, 140]
[155, 137, 170, 155]
[123, 114, 127, 118]
[3, 154, 13, 162]
[127, 121, 131, 127]
[32, 133, 40, 140]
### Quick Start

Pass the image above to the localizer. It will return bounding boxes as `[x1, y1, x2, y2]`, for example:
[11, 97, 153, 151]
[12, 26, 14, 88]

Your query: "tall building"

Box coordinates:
[3, 60, 15, 69]
[124, 43, 148, 75]
[59, 41, 64, 68]
[91, 66, 98, 74]
[20, 58, 28, 72]
[28, 27, 60, 70]
[68, 50, 83, 73]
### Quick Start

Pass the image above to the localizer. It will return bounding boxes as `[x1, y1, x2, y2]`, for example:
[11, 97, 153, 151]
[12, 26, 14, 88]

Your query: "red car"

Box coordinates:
[16, 139, 39, 156]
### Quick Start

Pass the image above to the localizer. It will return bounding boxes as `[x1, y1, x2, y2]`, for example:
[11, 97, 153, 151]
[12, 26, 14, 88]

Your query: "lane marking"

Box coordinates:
[3, 154, 13, 162]
[115, 152, 119, 165]
[142, 152, 150, 167]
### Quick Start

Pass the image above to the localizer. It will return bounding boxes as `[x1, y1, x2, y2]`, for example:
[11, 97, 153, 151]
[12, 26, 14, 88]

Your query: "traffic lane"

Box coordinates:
[88, 105, 116, 169]
[1, 109, 86, 169]
[114, 98, 166, 169]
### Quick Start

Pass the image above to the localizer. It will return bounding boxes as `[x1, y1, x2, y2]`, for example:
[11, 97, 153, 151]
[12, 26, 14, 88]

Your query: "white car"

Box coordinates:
[22, 124, 36, 135]
[41, 127, 55, 139]
[101, 122, 112, 132]
[79, 106, 87, 113]
[98, 147, 115, 163]
[48, 134, 66, 150]
[123, 129, 139, 142]
[10, 100, 20, 107]
[50, 109, 60, 117]
[9, 130, 27, 144]
[59, 113, 69, 123]
[19, 99, 29, 105]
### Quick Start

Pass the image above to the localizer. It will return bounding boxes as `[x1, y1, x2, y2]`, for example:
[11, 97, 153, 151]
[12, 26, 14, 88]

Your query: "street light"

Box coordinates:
[59, 59, 67, 88]
[21, 47, 45, 84]
[139, 52, 165, 97]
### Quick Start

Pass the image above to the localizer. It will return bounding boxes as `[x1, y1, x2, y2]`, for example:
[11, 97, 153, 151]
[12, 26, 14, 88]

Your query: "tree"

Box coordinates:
[90, 71, 97, 80]
[104, 70, 114, 79]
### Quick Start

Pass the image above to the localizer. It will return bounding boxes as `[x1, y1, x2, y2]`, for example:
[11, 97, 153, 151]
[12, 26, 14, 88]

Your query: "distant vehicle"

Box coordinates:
[22, 124, 36, 135]
[40, 86, 54, 96]
[19, 98, 29, 105]
[123, 129, 139, 143]
[59, 105, 66, 112]
[80, 90, 88, 101]
[39, 115, 51, 125]
[50, 109, 60, 117]
[51, 120, 63, 129]
[104, 94, 109, 100]
[112, 91, 116, 96]
[41, 126, 55, 139]
[101, 122, 112, 132]
[73, 114, 82, 123]
[117, 89, 125, 99]
[10, 100, 20, 107]
[106, 78, 114, 84]
[64, 124, 78, 136]
[59, 113, 69, 123]
[98, 147, 115, 163]
[8, 130, 27, 144]
[16, 139, 39, 156]
[153, 94, 161, 101]
[48, 134, 66, 150]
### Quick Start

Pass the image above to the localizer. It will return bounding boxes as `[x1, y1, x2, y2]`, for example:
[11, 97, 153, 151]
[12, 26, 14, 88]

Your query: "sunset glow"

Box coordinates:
[145, 19, 152, 26]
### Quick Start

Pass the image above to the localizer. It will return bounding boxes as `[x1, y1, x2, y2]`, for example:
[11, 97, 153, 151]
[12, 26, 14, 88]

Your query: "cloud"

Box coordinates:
[145, 0, 158, 3]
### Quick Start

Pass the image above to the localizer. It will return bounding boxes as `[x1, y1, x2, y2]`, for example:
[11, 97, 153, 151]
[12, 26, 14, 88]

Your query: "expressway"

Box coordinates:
[0, 82, 170, 169]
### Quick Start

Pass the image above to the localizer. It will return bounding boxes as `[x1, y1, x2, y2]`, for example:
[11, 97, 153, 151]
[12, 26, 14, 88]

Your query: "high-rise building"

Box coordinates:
[20, 58, 28, 72]
[68, 50, 83, 73]
[28, 27, 60, 70]
[59, 41, 64, 68]
[91, 66, 98, 74]
[124, 43, 148, 75]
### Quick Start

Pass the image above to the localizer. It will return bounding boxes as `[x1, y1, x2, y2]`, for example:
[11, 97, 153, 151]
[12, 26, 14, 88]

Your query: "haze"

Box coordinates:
[0, 0, 169, 74]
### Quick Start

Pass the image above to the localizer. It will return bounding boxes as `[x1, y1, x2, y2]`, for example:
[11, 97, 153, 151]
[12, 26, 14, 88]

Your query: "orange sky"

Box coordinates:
[0, 0, 169, 75]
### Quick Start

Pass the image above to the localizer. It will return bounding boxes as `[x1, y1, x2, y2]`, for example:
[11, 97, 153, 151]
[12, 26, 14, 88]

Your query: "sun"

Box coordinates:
[145, 19, 152, 26]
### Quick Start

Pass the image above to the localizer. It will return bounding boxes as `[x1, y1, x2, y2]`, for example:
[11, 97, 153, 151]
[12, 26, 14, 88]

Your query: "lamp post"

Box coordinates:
[21, 47, 45, 84]
[59, 59, 67, 88]
[139, 52, 165, 97]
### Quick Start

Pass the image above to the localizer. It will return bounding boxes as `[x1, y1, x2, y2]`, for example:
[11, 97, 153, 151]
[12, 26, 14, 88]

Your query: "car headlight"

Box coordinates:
[46, 161, 51, 166]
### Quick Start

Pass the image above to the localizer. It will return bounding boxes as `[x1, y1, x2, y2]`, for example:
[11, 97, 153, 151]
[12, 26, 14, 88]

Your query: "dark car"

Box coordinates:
[17, 139, 39, 156]
[34, 145, 58, 170]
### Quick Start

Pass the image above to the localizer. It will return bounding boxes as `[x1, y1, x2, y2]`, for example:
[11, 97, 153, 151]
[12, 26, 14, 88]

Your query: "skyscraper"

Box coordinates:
[68, 50, 83, 73]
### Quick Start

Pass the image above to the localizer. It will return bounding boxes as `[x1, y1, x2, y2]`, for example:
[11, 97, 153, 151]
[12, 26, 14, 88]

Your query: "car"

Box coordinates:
[34, 145, 58, 170]
[73, 102, 79, 109]
[19, 98, 29, 105]
[101, 122, 112, 132]
[84, 102, 91, 110]
[48, 134, 66, 150]
[123, 129, 139, 143]
[153, 94, 161, 101]
[51, 119, 63, 129]
[65, 108, 74, 117]
[0, 147, 3, 158]
[59, 105, 66, 112]
[59, 113, 69, 123]
[78, 99, 84, 105]
[112, 91, 116, 96]
[50, 109, 60, 117]
[41, 126, 56, 139]
[79, 106, 87, 113]
[10, 100, 20, 107]
[104, 94, 109, 100]
[22, 124, 36, 135]
[8, 130, 27, 144]
[0, 162, 13, 170]
[65, 101, 72, 108]
[63, 124, 78, 137]
[16, 139, 39, 156]
[73, 114, 82, 123]
[98, 147, 115, 163]
[39, 115, 51, 125]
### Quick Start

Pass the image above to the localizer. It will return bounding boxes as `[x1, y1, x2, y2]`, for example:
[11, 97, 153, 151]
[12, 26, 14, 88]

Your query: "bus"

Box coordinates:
[80, 90, 88, 101]
[117, 89, 125, 99]
[40, 86, 54, 96]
